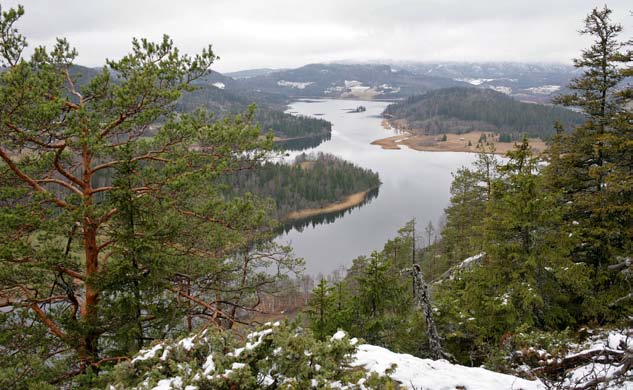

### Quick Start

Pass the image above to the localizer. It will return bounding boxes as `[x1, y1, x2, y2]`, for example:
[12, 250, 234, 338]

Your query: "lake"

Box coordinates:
[277, 99, 476, 275]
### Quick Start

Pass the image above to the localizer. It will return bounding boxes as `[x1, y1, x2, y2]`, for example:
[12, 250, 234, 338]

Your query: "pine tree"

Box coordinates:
[0, 6, 299, 387]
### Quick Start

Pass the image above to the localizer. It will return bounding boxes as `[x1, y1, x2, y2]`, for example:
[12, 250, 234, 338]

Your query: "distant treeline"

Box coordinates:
[221, 153, 381, 219]
[384, 87, 586, 139]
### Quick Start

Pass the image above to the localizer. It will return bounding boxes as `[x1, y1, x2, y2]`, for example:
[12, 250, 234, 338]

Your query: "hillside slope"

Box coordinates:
[383, 87, 585, 139]
[235, 63, 464, 99]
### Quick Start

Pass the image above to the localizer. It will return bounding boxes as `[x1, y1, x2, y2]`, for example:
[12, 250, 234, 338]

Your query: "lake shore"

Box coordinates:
[284, 189, 371, 221]
[273, 132, 329, 142]
[371, 130, 547, 155]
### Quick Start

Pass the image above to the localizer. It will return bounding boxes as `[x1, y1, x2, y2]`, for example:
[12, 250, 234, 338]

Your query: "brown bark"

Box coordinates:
[30, 303, 67, 340]
[80, 143, 100, 363]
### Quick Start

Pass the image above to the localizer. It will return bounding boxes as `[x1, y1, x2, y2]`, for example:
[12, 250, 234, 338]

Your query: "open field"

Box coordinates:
[371, 130, 547, 155]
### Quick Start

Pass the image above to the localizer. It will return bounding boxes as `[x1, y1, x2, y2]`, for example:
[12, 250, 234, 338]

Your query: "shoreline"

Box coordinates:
[284, 189, 371, 221]
[273, 132, 329, 142]
[371, 130, 547, 155]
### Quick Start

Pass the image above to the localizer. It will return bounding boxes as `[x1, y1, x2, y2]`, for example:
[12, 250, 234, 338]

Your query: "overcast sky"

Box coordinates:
[3, 1, 631, 72]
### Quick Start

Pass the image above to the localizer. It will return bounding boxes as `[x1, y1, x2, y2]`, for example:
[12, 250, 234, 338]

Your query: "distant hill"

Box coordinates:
[60, 66, 331, 143]
[233, 63, 464, 100]
[391, 62, 578, 104]
[224, 68, 282, 79]
[383, 87, 586, 139]
[179, 73, 330, 141]
[223, 62, 578, 103]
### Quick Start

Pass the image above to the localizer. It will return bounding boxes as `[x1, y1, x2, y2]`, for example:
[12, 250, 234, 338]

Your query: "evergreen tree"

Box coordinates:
[0, 6, 299, 387]
[547, 5, 632, 316]
[306, 279, 335, 340]
[440, 142, 497, 265]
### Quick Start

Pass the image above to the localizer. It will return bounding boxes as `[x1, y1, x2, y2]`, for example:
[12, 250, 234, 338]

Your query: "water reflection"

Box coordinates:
[274, 132, 331, 152]
[279, 187, 380, 233]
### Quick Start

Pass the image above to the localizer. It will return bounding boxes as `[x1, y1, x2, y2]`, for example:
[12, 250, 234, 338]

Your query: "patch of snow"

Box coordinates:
[324, 85, 345, 94]
[160, 346, 172, 361]
[230, 328, 274, 357]
[559, 328, 633, 389]
[202, 355, 215, 375]
[152, 376, 182, 390]
[331, 330, 347, 341]
[460, 253, 486, 269]
[489, 85, 512, 95]
[354, 344, 545, 390]
[277, 80, 314, 89]
[379, 83, 401, 94]
[179, 336, 195, 351]
[525, 85, 561, 95]
[211, 82, 225, 89]
[132, 343, 164, 363]
[455, 78, 495, 86]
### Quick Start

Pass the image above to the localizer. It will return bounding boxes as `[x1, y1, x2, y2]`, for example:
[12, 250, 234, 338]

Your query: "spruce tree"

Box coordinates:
[547, 5, 632, 315]
[307, 279, 335, 340]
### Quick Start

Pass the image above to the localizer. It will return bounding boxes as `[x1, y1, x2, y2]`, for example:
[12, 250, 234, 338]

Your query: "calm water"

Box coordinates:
[276, 99, 476, 275]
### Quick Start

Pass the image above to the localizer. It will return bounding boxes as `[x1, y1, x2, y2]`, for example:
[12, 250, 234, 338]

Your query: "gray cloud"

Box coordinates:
[3, 0, 631, 71]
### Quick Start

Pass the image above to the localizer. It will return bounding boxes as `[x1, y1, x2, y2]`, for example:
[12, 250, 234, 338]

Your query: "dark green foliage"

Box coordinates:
[498, 133, 512, 142]
[383, 87, 586, 138]
[419, 6, 632, 369]
[305, 279, 353, 341]
[306, 226, 428, 358]
[105, 322, 398, 389]
[432, 140, 591, 366]
[0, 6, 300, 388]
[544, 5, 632, 320]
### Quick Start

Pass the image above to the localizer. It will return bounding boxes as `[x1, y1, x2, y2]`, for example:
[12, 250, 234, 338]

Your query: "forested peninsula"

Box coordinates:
[221, 153, 381, 222]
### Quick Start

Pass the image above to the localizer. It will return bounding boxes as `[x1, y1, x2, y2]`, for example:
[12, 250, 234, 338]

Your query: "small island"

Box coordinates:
[348, 105, 367, 113]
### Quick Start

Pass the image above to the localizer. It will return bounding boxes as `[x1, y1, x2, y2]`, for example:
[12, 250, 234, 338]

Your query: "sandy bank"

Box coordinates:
[284, 189, 371, 221]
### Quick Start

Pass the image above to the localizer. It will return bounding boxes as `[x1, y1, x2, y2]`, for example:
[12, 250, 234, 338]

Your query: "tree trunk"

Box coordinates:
[82, 221, 100, 363]
[410, 265, 452, 361]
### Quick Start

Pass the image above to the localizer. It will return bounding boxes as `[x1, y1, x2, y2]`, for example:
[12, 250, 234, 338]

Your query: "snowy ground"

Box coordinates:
[561, 329, 633, 389]
[116, 325, 632, 390]
[355, 344, 545, 390]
